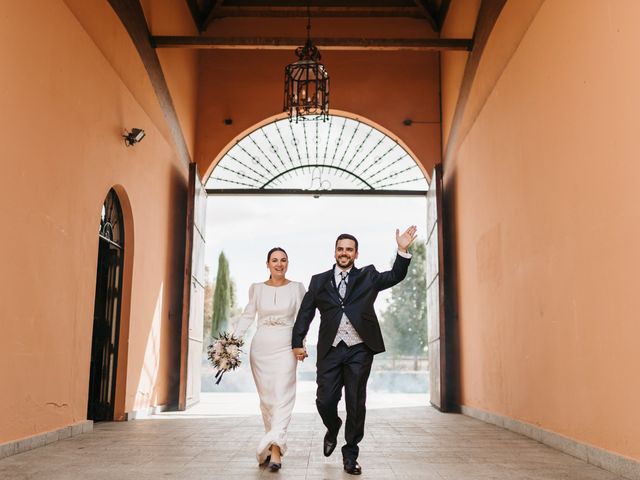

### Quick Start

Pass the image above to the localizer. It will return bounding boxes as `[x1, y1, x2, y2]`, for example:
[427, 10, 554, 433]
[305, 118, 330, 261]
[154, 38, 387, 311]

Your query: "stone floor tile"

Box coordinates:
[0, 391, 628, 480]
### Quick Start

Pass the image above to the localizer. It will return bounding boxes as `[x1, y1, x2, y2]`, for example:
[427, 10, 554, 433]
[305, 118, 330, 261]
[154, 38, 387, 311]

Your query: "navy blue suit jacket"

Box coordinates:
[292, 253, 411, 361]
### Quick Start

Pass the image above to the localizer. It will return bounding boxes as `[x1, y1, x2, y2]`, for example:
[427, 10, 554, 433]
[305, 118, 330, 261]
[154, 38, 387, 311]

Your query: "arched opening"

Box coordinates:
[206, 113, 429, 192]
[193, 113, 434, 415]
[88, 188, 125, 421]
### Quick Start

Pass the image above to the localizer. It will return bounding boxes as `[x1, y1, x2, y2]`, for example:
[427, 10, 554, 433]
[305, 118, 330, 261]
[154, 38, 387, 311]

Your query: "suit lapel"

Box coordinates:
[343, 266, 360, 303]
[323, 269, 342, 305]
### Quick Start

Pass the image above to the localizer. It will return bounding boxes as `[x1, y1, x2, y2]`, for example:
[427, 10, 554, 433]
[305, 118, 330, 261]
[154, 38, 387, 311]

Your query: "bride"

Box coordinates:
[233, 247, 306, 471]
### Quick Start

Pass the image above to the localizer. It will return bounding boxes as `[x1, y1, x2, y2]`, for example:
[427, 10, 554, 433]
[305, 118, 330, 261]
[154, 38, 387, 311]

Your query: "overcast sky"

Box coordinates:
[204, 195, 427, 316]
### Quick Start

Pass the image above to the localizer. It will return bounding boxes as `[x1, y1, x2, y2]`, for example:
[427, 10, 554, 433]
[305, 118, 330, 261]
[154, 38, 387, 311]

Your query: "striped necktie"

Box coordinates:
[338, 271, 348, 299]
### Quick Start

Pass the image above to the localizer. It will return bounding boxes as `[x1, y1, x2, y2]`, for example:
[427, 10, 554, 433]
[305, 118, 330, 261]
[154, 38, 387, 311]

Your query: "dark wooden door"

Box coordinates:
[88, 190, 124, 421]
[426, 164, 447, 410]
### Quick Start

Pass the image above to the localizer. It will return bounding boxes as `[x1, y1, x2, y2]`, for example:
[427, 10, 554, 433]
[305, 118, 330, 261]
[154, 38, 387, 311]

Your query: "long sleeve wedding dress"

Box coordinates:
[233, 281, 306, 463]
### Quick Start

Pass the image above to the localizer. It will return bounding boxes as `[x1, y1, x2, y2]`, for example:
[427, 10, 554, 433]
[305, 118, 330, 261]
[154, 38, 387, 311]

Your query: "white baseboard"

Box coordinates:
[461, 405, 640, 480]
[0, 420, 93, 460]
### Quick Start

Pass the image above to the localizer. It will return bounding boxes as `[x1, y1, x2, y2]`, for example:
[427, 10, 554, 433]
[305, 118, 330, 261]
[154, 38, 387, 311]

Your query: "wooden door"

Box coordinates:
[179, 164, 207, 410]
[426, 164, 448, 410]
[88, 189, 124, 421]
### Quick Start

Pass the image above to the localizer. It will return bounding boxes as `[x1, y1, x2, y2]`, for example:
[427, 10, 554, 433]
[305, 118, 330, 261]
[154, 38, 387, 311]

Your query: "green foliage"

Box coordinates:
[383, 242, 428, 367]
[212, 251, 232, 334]
[203, 266, 214, 341]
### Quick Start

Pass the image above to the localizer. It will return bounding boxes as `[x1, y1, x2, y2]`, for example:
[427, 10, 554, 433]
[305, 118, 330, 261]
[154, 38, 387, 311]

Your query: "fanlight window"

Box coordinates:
[206, 115, 428, 192]
[99, 189, 123, 248]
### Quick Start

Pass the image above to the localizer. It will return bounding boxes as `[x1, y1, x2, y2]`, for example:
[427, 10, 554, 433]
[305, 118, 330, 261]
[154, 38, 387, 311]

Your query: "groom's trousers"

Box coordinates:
[316, 341, 374, 462]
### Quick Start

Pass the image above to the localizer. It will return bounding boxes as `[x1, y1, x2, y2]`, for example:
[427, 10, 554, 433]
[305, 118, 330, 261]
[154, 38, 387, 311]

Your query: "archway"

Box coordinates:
[206, 113, 429, 193]
[195, 113, 434, 410]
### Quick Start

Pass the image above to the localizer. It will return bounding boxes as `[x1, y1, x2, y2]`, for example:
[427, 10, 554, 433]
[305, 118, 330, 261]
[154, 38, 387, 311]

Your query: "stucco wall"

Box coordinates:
[445, 0, 640, 460]
[0, 1, 189, 443]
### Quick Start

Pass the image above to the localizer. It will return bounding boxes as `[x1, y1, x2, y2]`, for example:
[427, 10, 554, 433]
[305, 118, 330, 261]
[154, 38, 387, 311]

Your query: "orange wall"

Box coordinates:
[440, 0, 479, 148]
[195, 49, 441, 178]
[144, 0, 201, 158]
[64, 0, 201, 160]
[446, 0, 640, 460]
[0, 1, 188, 443]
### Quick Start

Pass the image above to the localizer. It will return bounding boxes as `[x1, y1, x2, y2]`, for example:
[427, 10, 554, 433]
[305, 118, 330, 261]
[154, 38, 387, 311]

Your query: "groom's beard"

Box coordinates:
[336, 256, 355, 269]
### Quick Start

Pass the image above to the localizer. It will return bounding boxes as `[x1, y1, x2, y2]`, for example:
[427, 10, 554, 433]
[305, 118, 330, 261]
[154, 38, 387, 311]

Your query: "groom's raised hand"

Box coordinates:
[396, 225, 418, 253]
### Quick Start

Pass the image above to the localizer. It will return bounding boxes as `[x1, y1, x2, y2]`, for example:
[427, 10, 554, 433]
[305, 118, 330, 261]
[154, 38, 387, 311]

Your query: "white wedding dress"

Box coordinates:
[233, 281, 306, 463]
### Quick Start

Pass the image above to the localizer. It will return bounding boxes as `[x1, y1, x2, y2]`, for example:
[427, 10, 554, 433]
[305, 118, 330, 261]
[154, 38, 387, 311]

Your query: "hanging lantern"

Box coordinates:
[283, 12, 329, 122]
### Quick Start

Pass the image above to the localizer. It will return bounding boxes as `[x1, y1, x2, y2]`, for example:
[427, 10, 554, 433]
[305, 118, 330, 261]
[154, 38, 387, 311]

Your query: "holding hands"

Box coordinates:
[293, 347, 308, 362]
[396, 225, 418, 253]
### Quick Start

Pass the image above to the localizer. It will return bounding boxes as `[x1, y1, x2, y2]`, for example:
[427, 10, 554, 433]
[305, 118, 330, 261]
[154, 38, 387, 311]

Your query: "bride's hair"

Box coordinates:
[267, 247, 287, 262]
[267, 247, 288, 279]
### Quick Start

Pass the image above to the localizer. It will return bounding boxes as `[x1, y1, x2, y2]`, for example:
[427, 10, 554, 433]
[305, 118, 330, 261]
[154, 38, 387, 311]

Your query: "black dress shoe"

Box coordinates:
[268, 461, 281, 472]
[323, 418, 342, 457]
[343, 460, 362, 475]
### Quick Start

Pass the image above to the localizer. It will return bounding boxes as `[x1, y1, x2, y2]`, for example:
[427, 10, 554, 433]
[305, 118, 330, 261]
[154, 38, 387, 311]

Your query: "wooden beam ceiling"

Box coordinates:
[203, 6, 425, 18]
[195, 1, 449, 31]
[152, 36, 472, 51]
[413, 0, 439, 32]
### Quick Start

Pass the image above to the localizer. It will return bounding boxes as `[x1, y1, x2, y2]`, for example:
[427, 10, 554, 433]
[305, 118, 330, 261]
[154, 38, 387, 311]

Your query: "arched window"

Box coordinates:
[207, 115, 428, 192]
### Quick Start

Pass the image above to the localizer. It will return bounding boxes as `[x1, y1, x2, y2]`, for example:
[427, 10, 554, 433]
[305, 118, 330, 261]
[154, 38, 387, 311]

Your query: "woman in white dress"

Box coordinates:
[233, 247, 306, 471]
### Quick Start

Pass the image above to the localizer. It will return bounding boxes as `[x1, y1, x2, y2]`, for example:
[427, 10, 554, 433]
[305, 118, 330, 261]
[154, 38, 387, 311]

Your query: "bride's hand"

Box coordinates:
[293, 347, 307, 362]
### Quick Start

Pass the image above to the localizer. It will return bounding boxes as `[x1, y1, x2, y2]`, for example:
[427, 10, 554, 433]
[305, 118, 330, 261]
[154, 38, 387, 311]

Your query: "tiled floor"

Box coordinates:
[0, 385, 625, 479]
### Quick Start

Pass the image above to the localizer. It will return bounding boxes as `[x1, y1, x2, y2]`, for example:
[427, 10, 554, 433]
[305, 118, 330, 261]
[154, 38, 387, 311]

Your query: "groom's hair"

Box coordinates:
[335, 233, 358, 251]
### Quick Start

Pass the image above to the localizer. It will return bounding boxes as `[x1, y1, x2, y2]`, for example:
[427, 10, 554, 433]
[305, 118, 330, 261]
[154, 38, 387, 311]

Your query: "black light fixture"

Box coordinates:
[283, 2, 329, 122]
[403, 119, 439, 126]
[123, 128, 146, 147]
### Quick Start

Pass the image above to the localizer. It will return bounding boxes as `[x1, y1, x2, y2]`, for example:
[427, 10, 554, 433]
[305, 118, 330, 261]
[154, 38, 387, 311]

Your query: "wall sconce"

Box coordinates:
[123, 128, 146, 147]
[403, 119, 439, 126]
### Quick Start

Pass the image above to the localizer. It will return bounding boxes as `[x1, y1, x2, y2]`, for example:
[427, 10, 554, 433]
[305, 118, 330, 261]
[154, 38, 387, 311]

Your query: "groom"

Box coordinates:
[292, 226, 417, 475]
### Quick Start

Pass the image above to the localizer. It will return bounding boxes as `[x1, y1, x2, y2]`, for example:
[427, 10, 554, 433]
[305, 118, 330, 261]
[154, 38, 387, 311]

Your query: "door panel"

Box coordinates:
[179, 164, 207, 409]
[425, 164, 447, 410]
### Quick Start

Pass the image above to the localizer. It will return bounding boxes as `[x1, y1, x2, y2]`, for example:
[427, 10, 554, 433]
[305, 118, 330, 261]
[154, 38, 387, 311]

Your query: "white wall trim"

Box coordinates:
[461, 405, 640, 480]
[0, 420, 93, 460]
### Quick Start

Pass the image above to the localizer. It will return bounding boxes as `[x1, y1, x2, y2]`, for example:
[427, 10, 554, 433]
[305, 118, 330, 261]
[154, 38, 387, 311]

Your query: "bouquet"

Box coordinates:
[207, 332, 244, 385]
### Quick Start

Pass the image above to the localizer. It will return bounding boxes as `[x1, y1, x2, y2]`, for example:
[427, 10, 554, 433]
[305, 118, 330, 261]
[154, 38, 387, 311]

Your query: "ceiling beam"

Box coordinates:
[442, 0, 507, 166]
[108, 0, 192, 166]
[203, 6, 425, 19]
[437, 0, 452, 31]
[201, 0, 223, 31]
[413, 1, 439, 32]
[184, 0, 205, 31]
[152, 36, 472, 51]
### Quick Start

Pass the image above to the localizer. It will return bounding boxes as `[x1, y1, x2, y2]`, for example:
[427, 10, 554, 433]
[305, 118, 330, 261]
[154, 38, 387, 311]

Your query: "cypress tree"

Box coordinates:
[211, 251, 231, 334]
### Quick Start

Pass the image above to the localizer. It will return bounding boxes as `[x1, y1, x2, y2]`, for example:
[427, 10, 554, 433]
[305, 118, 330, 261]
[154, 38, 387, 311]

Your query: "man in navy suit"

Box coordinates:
[292, 226, 417, 475]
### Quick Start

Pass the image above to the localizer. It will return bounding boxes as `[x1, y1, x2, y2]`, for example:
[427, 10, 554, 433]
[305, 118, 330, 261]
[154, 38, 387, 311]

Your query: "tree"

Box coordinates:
[211, 251, 232, 334]
[203, 266, 214, 341]
[383, 241, 428, 369]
